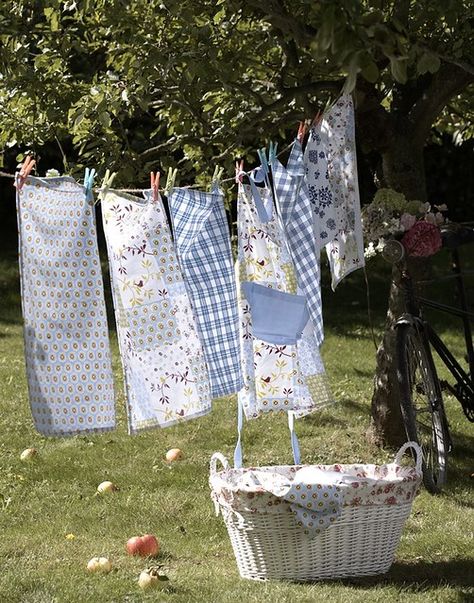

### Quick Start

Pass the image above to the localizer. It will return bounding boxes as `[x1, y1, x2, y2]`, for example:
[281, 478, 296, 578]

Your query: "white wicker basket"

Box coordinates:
[210, 442, 422, 582]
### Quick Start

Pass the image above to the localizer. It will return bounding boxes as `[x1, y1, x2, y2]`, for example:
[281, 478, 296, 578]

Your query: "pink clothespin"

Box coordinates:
[297, 121, 307, 143]
[15, 156, 36, 190]
[235, 160, 245, 184]
[311, 110, 322, 127]
[150, 171, 160, 202]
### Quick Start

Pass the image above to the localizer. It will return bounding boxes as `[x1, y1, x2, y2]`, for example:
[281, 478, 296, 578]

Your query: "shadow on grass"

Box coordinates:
[386, 558, 474, 589]
[337, 558, 474, 590]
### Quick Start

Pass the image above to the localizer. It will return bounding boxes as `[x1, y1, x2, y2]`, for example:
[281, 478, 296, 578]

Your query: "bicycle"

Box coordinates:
[382, 224, 474, 494]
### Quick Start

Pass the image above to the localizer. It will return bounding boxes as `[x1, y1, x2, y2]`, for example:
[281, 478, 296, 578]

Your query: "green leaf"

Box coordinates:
[98, 111, 111, 128]
[361, 60, 379, 83]
[390, 56, 408, 84]
[417, 52, 441, 75]
[213, 8, 225, 24]
[343, 51, 364, 94]
[317, 6, 335, 51]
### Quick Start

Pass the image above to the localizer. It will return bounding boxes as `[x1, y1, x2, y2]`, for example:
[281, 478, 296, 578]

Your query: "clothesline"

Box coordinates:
[0, 142, 295, 194]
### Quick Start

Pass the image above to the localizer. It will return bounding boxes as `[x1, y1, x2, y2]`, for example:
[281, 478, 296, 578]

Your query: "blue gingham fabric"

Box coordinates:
[168, 186, 243, 398]
[271, 142, 324, 346]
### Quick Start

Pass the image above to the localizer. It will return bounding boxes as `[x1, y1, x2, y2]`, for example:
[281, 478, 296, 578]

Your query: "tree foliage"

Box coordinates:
[1, 0, 473, 446]
[0, 0, 472, 182]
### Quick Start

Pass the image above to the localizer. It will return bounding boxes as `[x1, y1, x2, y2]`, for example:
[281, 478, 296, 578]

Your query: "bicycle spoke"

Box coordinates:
[397, 323, 449, 493]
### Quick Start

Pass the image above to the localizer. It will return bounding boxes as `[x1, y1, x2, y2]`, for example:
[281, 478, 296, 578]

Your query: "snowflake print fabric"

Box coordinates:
[101, 188, 211, 434]
[303, 123, 338, 250]
[236, 184, 333, 420]
[16, 176, 115, 436]
[320, 94, 365, 289]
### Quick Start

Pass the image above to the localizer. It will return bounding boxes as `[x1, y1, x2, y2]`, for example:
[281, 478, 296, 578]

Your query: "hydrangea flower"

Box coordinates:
[361, 187, 447, 259]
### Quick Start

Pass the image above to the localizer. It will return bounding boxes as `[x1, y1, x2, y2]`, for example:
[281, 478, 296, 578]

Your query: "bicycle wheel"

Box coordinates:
[396, 321, 448, 493]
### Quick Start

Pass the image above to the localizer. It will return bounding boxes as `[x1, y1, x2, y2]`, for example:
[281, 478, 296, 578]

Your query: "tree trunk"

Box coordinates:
[368, 134, 428, 447]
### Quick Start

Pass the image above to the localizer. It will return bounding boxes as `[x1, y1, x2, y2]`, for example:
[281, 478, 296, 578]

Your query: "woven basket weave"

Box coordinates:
[210, 442, 422, 582]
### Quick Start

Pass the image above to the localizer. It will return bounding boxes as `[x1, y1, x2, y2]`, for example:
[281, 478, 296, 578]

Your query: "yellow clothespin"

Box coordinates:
[164, 167, 177, 196]
[15, 156, 36, 190]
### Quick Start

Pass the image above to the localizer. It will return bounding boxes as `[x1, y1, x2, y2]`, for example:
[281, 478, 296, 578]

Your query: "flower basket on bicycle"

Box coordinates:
[210, 442, 422, 582]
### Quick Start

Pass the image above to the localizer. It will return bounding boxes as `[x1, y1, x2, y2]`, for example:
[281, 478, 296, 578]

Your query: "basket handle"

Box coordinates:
[394, 441, 423, 475]
[210, 452, 230, 477]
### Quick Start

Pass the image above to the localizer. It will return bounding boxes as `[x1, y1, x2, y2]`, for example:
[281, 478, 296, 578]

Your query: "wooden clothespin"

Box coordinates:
[150, 171, 160, 202]
[15, 156, 36, 190]
[84, 167, 96, 204]
[235, 160, 244, 184]
[164, 167, 177, 196]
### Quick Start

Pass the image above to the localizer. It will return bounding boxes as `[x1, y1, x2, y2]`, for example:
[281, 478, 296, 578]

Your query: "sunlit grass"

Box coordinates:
[0, 253, 473, 602]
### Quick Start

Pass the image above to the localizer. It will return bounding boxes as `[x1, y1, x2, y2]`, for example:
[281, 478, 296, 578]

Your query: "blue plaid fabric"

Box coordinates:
[169, 186, 243, 398]
[271, 141, 324, 345]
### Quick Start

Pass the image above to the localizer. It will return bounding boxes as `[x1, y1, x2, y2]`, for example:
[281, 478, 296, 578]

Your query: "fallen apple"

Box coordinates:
[126, 534, 159, 557]
[87, 557, 112, 573]
[97, 481, 118, 494]
[165, 448, 183, 463]
[138, 567, 169, 590]
[20, 448, 38, 461]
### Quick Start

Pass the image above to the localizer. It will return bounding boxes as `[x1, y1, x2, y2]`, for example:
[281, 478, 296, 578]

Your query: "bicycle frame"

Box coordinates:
[398, 247, 474, 420]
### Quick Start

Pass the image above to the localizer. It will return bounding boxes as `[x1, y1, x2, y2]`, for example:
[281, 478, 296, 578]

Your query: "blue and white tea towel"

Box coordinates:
[16, 176, 115, 436]
[169, 186, 243, 398]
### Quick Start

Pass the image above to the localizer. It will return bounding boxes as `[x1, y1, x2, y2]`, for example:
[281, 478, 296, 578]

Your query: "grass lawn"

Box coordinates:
[0, 248, 473, 603]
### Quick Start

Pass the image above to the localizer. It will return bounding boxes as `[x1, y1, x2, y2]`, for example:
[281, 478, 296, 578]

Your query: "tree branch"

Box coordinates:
[244, 0, 316, 45]
[354, 79, 394, 153]
[409, 63, 474, 146]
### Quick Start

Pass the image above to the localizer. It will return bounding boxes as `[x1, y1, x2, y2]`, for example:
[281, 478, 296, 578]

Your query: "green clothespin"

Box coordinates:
[164, 167, 177, 196]
[211, 165, 224, 191]
[98, 169, 117, 204]
[102, 169, 117, 189]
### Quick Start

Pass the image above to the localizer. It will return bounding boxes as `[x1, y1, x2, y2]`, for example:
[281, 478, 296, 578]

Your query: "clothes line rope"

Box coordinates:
[0, 142, 295, 193]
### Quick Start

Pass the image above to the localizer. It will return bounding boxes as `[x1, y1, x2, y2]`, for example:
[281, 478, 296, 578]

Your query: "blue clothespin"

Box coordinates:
[268, 141, 278, 165]
[84, 167, 96, 203]
[257, 148, 269, 177]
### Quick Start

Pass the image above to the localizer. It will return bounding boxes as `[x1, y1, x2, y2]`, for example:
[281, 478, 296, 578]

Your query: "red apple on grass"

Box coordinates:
[126, 534, 159, 557]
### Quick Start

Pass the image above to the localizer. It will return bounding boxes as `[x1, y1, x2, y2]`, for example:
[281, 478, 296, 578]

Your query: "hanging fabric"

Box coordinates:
[168, 184, 243, 398]
[16, 176, 115, 436]
[271, 140, 324, 346]
[100, 185, 211, 433]
[236, 182, 333, 420]
[318, 94, 365, 290]
[303, 121, 338, 250]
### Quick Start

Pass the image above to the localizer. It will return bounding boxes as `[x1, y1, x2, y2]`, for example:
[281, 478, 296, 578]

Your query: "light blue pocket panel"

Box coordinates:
[242, 282, 309, 345]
